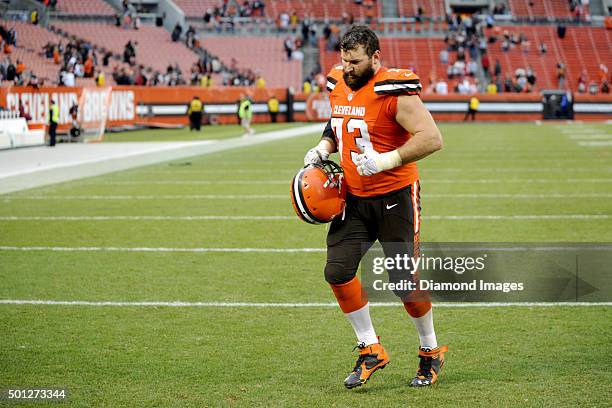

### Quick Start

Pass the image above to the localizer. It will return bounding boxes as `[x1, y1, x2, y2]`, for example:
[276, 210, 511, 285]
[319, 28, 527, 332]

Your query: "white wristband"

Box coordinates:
[317, 139, 334, 154]
[374, 150, 402, 172]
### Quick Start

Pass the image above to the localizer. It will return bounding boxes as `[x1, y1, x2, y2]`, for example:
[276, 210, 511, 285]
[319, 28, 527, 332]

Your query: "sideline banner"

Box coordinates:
[1, 86, 611, 132]
[1, 86, 135, 132]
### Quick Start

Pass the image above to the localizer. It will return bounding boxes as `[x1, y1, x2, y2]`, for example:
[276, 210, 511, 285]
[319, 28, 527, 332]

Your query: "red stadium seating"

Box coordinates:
[53, 0, 116, 16]
[199, 36, 302, 88]
[484, 26, 612, 91]
[176, 0, 380, 19]
[2, 21, 65, 83]
[51, 22, 199, 77]
[320, 37, 449, 84]
[173, 0, 219, 18]
[272, 0, 380, 20]
[397, 0, 447, 18]
[508, 0, 572, 18]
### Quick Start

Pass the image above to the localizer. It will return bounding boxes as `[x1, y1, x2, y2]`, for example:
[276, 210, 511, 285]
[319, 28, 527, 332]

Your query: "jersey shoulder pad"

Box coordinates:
[374, 68, 421, 96]
[326, 65, 343, 92]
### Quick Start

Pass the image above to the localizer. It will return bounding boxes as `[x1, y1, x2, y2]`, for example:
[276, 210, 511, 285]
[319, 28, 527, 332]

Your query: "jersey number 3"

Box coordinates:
[330, 117, 378, 165]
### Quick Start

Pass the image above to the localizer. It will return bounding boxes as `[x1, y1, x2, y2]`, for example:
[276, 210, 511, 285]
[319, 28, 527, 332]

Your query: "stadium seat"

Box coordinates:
[508, 0, 572, 19]
[176, 0, 380, 20]
[484, 26, 612, 91]
[397, 0, 447, 18]
[320, 37, 449, 86]
[199, 36, 302, 88]
[51, 22, 200, 78]
[53, 0, 117, 16]
[173, 0, 220, 18]
[1, 21, 66, 83]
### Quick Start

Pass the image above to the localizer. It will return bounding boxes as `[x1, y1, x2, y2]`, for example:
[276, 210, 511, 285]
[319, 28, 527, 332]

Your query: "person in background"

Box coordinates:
[187, 95, 203, 131]
[238, 94, 254, 136]
[556, 62, 566, 89]
[69, 103, 81, 141]
[256, 75, 266, 88]
[18, 100, 31, 121]
[48, 99, 59, 147]
[464, 95, 479, 121]
[95, 70, 105, 86]
[83, 53, 94, 78]
[267, 95, 279, 123]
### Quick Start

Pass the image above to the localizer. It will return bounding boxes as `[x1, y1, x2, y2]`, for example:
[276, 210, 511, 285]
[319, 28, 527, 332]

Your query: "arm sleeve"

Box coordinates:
[320, 119, 337, 152]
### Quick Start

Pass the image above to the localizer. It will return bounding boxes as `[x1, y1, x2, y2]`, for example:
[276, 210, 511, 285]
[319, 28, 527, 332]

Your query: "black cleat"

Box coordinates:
[410, 345, 448, 387]
[344, 342, 390, 389]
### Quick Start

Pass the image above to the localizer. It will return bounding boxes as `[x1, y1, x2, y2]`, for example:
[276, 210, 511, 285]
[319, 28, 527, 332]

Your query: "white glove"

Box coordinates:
[356, 148, 402, 176]
[304, 139, 333, 166]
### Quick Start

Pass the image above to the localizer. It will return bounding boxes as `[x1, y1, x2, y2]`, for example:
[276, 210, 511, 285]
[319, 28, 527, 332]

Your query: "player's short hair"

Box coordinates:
[339, 25, 380, 58]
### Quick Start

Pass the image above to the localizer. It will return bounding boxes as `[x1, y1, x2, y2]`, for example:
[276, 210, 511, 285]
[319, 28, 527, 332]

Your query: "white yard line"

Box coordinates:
[1, 195, 289, 200]
[578, 141, 612, 147]
[424, 214, 610, 220]
[1, 244, 610, 253]
[4, 193, 611, 200]
[0, 246, 326, 253]
[0, 299, 609, 307]
[568, 134, 612, 140]
[123, 167, 612, 174]
[94, 178, 612, 185]
[0, 214, 609, 221]
[0, 215, 295, 220]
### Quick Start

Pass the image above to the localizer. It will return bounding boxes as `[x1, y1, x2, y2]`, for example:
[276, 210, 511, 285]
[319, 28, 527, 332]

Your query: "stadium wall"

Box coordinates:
[1, 87, 611, 132]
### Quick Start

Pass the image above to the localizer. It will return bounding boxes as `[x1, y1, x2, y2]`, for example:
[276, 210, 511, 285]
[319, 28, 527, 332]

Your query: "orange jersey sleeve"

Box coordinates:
[373, 68, 422, 97]
[326, 65, 344, 92]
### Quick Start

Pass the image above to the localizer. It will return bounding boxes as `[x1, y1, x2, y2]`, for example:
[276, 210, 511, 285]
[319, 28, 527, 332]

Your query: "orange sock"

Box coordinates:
[330, 276, 368, 313]
[403, 286, 432, 318]
[403, 300, 432, 318]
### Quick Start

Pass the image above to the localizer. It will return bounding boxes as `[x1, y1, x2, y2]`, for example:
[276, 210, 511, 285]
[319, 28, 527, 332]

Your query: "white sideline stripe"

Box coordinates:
[1, 195, 288, 200]
[0, 214, 609, 221]
[97, 178, 612, 185]
[4, 193, 612, 200]
[0, 246, 326, 253]
[103, 180, 291, 185]
[0, 215, 295, 220]
[0, 300, 609, 307]
[0, 141, 218, 180]
[426, 193, 612, 199]
[425, 214, 610, 220]
[1, 245, 611, 253]
[0, 124, 326, 194]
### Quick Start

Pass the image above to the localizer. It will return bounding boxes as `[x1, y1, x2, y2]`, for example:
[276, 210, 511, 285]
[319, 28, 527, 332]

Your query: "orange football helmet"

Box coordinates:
[291, 160, 346, 224]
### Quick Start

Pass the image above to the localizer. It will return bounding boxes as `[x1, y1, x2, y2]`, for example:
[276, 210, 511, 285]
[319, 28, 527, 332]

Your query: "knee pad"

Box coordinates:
[324, 260, 358, 285]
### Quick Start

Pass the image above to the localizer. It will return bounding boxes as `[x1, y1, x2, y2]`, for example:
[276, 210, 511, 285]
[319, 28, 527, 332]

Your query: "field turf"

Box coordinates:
[1, 122, 611, 407]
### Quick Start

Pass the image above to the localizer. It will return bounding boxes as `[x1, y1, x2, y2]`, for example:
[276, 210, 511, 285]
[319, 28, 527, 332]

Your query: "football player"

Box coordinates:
[303, 25, 447, 389]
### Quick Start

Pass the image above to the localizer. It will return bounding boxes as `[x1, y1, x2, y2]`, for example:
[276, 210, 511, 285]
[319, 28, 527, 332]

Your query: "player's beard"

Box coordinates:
[343, 63, 375, 91]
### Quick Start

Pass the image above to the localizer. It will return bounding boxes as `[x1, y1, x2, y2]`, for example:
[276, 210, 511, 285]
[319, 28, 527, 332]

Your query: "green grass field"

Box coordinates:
[1, 122, 611, 407]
